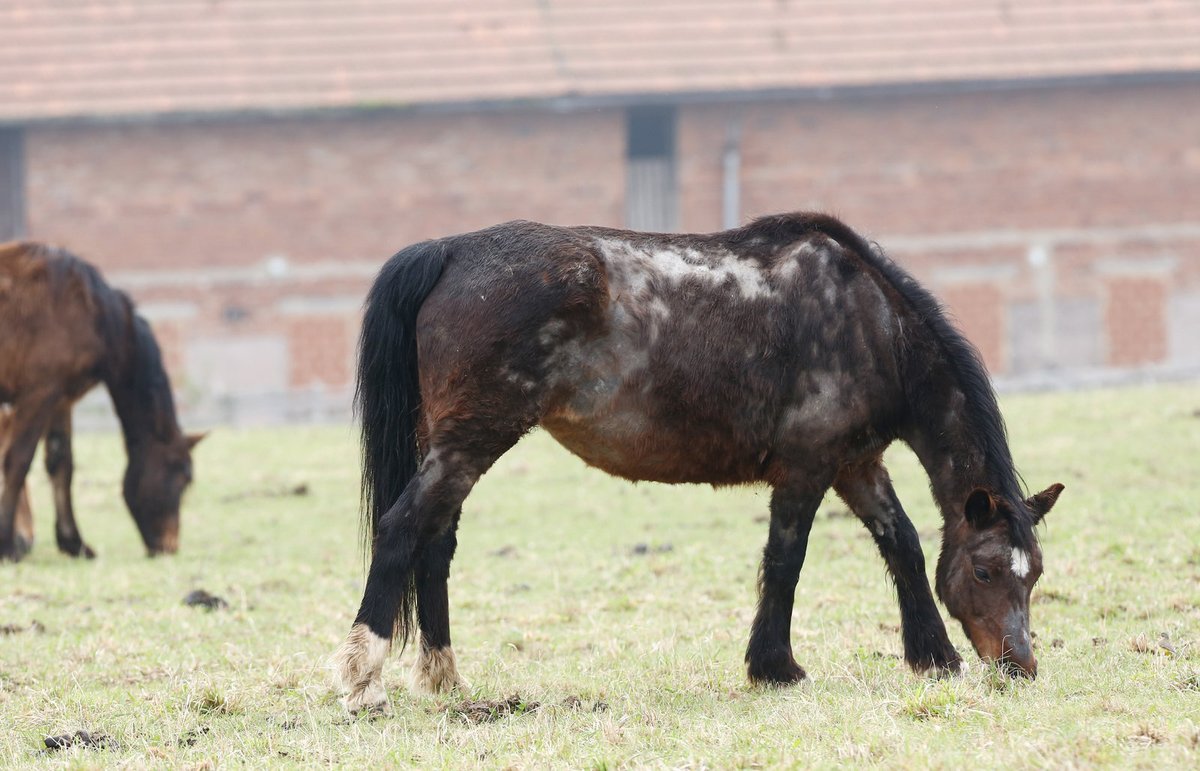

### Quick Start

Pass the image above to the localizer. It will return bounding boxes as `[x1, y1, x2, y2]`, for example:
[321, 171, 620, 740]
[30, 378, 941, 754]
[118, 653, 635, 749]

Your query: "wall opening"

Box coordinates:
[625, 106, 677, 232]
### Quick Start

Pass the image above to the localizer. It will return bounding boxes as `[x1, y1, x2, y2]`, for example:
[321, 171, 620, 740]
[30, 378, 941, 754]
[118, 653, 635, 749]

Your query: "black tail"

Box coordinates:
[355, 239, 448, 558]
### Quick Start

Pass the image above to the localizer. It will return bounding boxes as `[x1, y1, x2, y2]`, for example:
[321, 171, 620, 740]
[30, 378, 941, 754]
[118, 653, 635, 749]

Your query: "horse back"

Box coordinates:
[0, 241, 113, 401]
[411, 219, 909, 487]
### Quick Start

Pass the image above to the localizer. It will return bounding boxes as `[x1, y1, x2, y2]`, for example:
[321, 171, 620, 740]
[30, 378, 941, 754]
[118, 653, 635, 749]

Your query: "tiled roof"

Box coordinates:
[3, 1, 1199, 121]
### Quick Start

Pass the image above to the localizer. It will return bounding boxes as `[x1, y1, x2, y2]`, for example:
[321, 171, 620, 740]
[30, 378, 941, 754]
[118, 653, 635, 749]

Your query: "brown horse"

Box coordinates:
[333, 213, 1063, 713]
[0, 241, 203, 561]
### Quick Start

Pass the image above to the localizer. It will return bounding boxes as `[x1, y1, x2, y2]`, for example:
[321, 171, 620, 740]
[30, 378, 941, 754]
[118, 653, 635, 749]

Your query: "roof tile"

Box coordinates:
[2, 0, 1198, 120]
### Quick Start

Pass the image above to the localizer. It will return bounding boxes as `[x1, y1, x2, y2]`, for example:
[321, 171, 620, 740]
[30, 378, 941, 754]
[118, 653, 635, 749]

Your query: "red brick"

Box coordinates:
[287, 316, 353, 389]
[1105, 276, 1168, 367]
[937, 283, 1008, 374]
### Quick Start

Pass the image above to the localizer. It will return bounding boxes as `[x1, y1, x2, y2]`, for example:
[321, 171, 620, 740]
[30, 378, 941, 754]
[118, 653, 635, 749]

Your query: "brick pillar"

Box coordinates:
[938, 282, 1007, 374]
[1104, 275, 1167, 367]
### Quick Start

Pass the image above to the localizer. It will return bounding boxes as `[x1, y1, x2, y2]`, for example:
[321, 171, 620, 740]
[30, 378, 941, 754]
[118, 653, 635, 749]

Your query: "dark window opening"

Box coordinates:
[626, 106, 676, 159]
[625, 106, 678, 232]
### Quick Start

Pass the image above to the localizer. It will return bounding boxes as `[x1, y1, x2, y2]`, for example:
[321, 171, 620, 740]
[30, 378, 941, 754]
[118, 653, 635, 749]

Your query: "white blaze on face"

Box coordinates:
[1011, 548, 1031, 579]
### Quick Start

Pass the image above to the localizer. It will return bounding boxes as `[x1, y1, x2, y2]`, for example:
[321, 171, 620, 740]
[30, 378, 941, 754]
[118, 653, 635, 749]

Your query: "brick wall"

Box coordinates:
[26, 110, 626, 270]
[680, 81, 1200, 377]
[23, 109, 626, 420]
[19, 80, 1200, 422]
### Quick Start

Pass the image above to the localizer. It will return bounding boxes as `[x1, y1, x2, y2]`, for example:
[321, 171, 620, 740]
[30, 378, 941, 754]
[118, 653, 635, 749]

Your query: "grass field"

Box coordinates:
[2, 383, 1198, 768]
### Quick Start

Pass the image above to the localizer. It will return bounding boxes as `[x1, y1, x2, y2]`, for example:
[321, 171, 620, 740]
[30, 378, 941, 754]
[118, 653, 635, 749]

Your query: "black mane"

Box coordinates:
[36, 243, 133, 360]
[35, 243, 179, 443]
[125, 315, 180, 443]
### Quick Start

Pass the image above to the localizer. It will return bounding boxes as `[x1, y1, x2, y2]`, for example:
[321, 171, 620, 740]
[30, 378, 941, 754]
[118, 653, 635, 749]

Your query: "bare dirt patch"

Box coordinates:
[444, 694, 540, 725]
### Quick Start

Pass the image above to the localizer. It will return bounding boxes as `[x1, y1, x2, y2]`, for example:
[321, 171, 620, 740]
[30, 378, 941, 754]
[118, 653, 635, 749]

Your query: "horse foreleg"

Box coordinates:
[745, 484, 826, 685]
[834, 460, 962, 675]
[409, 507, 466, 695]
[334, 450, 487, 713]
[44, 403, 94, 559]
[12, 483, 33, 553]
[1, 411, 33, 554]
[0, 393, 58, 561]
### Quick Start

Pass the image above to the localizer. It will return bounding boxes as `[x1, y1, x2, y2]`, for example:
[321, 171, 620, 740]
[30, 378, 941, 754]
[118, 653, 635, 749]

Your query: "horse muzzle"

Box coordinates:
[143, 517, 180, 556]
[997, 614, 1037, 679]
[149, 531, 179, 556]
[964, 614, 1037, 679]
[998, 650, 1037, 679]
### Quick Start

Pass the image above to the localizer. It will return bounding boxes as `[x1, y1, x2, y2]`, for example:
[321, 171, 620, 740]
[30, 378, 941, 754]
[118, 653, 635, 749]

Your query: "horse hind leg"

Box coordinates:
[0, 410, 33, 555]
[335, 438, 521, 712]
[12, 482, 32, 556]
[409, 507, 466, 695]
[833, 460, 961, 675]
[1, 392, 61, 561]
[43, 404, 94, 558]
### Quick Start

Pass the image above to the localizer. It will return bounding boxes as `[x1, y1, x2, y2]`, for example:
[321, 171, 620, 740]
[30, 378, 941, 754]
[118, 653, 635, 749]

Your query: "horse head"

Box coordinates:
[124, 431, 205, 555]
[936, 483, 1064, 678]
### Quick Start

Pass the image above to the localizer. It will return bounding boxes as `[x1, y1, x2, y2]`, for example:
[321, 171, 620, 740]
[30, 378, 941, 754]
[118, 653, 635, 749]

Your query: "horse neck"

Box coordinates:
[102, 316, 179, 452]
[903, 374, 1017, 522]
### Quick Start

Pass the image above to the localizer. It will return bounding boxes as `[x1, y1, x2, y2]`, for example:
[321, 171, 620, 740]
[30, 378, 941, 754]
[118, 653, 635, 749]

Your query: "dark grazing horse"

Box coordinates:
[334, 213, 1063, 712]
[0, 241, 203, 561]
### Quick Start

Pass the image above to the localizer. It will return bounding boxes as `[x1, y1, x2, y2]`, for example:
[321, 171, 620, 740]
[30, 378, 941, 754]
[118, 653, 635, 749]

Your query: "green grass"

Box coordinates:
[2, 384, 1199, 768]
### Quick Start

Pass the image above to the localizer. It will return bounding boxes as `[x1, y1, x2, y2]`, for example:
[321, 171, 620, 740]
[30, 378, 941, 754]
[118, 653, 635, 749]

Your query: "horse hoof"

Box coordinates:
[907, 646, 963, 678]
[58, 539, 96, 559]
[410, 645, 467, 695]
[343, 680, 391, 715]
[332, 623, 392, 713]
[13, 534, 33, 559]
[1, 540, 30, 562]
[746, 659, 808, 686]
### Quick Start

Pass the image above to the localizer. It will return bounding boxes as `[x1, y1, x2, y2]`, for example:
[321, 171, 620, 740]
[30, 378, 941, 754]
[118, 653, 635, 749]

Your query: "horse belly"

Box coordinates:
[541, 417, 746, 484]
[540, 376, 763, 485]
[537, 298, 775, 483]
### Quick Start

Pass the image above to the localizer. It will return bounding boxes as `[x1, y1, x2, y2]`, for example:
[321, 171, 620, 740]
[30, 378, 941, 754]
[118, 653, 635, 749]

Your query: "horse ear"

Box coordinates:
[1026, 483, 1064, 524]
[185, 431, 208, 451]
[964, 488, 997, 529]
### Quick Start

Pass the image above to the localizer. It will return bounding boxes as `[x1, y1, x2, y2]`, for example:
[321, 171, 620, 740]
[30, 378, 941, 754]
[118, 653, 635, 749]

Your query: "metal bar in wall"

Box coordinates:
[626, 156, 677, 233]
[0, 128, 25, 241]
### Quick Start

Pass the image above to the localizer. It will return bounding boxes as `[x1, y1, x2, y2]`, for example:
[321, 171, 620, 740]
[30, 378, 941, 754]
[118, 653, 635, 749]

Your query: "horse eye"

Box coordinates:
[973, 566, 991, 583]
